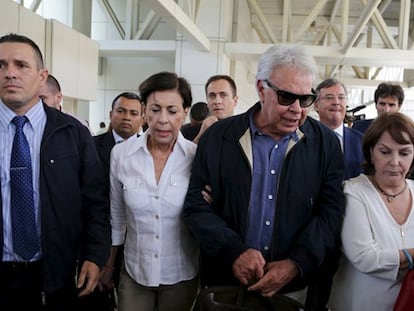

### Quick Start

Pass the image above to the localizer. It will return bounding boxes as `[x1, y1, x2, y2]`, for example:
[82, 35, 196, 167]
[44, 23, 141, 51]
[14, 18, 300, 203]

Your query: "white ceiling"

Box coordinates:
[21, 0, 414, 87]
[96, 0, 414, 87]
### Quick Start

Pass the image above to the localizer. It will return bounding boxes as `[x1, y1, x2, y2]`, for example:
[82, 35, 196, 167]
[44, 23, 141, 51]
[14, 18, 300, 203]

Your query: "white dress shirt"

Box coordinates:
[110, 131, 198, 286]
[333, 125, 344, 151]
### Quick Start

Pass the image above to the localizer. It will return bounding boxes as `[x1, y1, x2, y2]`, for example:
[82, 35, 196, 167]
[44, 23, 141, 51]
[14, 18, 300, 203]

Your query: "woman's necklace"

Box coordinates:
[374, 180, 408, 203]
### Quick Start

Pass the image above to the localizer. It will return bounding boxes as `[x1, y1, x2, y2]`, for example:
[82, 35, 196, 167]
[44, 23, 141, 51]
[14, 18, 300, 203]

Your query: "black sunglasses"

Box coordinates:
[264, 79, 317, 108]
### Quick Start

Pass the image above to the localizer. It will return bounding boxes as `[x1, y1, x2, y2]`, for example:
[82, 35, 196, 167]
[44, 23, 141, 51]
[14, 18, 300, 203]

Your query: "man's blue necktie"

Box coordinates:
[10, 116, 39, 260]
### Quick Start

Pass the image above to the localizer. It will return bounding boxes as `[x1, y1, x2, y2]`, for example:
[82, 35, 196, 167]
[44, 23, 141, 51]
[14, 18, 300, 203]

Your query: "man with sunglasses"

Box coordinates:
[183, 44, 345, 309]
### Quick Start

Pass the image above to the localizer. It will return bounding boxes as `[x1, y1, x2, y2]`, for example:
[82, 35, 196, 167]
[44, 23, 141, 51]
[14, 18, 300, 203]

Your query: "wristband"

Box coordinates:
[402, 249, 413, 270]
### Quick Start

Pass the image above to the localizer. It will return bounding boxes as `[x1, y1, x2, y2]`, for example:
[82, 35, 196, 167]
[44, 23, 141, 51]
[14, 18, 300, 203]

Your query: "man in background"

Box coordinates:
[307, 78, 364, 310]
[39, 74, 94, 134]
[93, 92, 144, 191]
[314, 78, 364, 179]
[181, 101, 209, 140]
[191, 74, 239, 143]
[352, 82, 404, 133]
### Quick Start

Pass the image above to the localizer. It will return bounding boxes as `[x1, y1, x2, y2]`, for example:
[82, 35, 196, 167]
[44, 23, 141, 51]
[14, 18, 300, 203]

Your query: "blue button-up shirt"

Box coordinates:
[246, 113, 298, 260]
[0, 100, 46, 261]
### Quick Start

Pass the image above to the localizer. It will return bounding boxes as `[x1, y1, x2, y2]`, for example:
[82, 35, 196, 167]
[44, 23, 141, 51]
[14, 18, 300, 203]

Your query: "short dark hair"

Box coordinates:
[363, 112, 414, 175]
[111, 92, 142, 110]
[190, 102, 209, 122]
[139, 71, 192, 109]
[204, 75, 237, 97]
[315, 78, 347, 96]
[374, 82, 404, 106]
[46, 74, 61, 94]
[0, 33, 44, 69]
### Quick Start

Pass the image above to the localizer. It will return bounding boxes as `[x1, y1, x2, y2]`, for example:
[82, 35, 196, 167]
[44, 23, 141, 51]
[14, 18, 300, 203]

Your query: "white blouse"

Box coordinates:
[329, 174, 414, 311]
[110, 131, 199, 287]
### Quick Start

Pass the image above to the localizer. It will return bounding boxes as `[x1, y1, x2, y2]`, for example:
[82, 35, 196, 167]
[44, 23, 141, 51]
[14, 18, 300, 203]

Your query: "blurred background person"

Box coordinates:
[94, 92, 144, 193]
[306, 78, 364, 310]
[191, 75, 239, 144]
[314, 78, 364, 179]
[109, 72, 199, 311]
[329, 112, 414, 311]
[352, 82, 404, 134]
[39, 74, 93, 134]
[181, 101, 209, 141]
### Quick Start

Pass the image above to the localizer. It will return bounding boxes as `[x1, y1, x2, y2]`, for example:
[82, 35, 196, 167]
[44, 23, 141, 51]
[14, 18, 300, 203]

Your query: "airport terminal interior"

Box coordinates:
[2, 0, 414, 132]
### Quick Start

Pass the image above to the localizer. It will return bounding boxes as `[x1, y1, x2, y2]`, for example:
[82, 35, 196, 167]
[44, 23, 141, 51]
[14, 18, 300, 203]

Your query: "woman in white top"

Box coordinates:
[108, 72, 199, 311]
[329, 112, 414, 311]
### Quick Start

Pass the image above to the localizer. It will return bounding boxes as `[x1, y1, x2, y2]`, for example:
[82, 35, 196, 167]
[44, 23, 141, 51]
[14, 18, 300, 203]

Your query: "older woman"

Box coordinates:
[109, 72, 199, 311]
[329, 112, 414, 310]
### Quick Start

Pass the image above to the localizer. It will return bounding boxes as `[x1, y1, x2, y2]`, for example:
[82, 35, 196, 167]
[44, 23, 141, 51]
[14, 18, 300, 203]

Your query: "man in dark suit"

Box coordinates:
[307, 78, 364, 310]
[182, 75, 239, 143]
[314, 78, 364, 179]
[0, 33, 110, 310]
[83, 92, 143, 310]
[93, 92, 144, 195]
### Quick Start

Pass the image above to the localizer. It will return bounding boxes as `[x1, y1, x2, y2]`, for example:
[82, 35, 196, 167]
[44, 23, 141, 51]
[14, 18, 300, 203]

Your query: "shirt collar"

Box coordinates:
[248, 106, 299, 142]
[333, 125, 344, 138]
[112, 130, 125, 144]
[0, 99, 44, 128]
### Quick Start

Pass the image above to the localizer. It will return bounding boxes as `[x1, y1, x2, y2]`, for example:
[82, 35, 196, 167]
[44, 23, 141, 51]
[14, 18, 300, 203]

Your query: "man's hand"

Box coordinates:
[98, 265, 115, 292]
[193, 116, 218, 144]
[77, 260, 100, 297]
[202, 185, 212, 204]
[248, 259, 299, 297]
[232, 249, 266, 285]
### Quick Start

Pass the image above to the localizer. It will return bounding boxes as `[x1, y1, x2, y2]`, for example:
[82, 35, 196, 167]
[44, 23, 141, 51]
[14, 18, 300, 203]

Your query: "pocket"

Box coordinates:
[122, 176, 150, 208]
[164, 174, 190, 211]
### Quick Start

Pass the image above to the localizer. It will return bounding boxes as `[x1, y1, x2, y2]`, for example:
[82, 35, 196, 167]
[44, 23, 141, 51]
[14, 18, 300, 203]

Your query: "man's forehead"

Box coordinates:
[378, 96, 398, 104]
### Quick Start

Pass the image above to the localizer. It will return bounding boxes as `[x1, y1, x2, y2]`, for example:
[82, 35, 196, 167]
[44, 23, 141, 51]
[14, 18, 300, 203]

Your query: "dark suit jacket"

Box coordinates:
[1, 105, 111, 293]
[343, 126, 364, 179]
[93, 132, 116, 196]
[352, 118, 373, 134]
[181, 123, 202, 141]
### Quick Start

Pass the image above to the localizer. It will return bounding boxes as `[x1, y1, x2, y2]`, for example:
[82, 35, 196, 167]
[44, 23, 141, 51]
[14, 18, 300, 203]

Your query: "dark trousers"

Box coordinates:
[0, 261, 77, 311]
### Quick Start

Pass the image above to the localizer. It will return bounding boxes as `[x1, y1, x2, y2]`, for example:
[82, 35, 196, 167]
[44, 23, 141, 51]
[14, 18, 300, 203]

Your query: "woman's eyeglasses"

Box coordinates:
[264, 79, 317, 108]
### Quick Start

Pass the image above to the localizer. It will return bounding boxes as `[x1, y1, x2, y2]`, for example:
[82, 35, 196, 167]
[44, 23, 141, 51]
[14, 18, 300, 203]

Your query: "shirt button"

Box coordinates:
[154, 195, 159, 199]
[270, 169, 275, 174]
[154, 254, 158, 258]
[274, 144, 278, 149]
[50, 159, 54, 164]
[265, 220, 271, 226]
[155, 215, 160, 219]
[267, 194, 273, 200]
[155, 235, 159, 239]
[264, 246, 269, 251]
